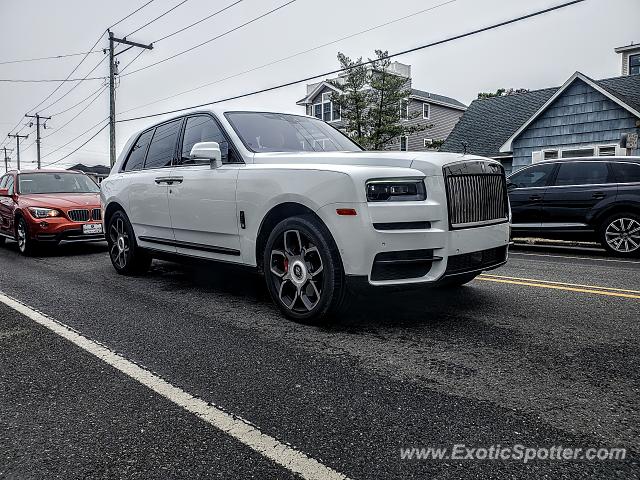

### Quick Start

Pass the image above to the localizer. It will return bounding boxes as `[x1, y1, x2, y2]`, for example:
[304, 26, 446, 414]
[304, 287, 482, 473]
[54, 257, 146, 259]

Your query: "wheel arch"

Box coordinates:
[255, 202, 340, 274]
[104, 201, 126, 227]
[591, 201, 640, 227]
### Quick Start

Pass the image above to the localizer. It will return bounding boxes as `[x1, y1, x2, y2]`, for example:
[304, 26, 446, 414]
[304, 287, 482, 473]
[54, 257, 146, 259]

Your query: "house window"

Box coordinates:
[400, 99, 408, 120]
[400, 136, 408, 151]
[424, 138, 432, 148]
[423, 103, 430, 119]
[598, 145, 616, 156]
[630, 54, 640, 75]
[323, 102, 332, 122]
[544, 150, 559, 160]
[561, 147, 595, 158]
[314, 91, 340, 122]
[313, 104, 322, 119]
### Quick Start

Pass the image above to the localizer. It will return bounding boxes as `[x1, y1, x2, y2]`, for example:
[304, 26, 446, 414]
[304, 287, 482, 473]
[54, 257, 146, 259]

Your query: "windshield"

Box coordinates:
[225, 112, 362, 153]
[18, 173, 100, 194]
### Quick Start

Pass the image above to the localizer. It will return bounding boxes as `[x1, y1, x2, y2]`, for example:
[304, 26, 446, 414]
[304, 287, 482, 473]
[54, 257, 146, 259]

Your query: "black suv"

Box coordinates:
[507, 157, 640, 257]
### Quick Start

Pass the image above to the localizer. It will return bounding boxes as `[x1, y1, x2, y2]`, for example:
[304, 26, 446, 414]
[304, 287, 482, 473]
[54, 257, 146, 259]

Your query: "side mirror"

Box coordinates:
[190, 141, 222, 169]
[0, 188, 9, 197]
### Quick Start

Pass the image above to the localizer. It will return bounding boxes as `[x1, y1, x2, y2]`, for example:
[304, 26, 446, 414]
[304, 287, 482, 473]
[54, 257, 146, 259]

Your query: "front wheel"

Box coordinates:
[16, 217, 36, 256]
[106, 210, 152, 275]
[599, 213, 640, 257]
[263, 215, 346, 324]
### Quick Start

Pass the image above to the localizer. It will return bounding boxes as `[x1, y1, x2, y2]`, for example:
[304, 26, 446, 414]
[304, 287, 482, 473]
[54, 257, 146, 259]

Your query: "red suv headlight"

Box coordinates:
[28, 207, 61, 219]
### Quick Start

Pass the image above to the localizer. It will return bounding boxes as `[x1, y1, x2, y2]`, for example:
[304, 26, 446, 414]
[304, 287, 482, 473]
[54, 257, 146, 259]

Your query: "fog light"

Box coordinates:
[40, 221, 49, 228]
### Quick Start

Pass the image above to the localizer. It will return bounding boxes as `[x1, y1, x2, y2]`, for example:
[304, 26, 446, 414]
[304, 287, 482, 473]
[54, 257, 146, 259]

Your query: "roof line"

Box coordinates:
[296, 81, 342, 105]
[409, 93, 467, 111]
[499, 71, 640, 153]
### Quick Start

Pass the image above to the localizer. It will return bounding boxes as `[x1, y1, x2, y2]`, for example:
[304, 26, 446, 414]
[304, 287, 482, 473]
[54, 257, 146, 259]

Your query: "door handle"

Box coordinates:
[155, 176, 183, 185]
[529, 194, 542, 201]
[592, 192, 605, 199]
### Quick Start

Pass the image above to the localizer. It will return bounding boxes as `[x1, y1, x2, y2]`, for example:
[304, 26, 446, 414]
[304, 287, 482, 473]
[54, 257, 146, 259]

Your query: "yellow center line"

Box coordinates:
[480, 273, 640, 294]
[476, 277, 640, 299]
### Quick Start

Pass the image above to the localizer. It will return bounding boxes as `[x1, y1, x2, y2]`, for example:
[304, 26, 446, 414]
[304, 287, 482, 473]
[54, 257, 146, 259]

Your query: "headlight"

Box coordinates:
[366, 179, 426, 202]
[28, 207, 61, 218]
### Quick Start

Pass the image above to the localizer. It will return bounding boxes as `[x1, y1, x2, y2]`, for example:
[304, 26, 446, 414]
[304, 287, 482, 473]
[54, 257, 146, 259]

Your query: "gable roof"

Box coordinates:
[441, 73, 640, 158]
[440, 87, 556, 158]
[410, 88, 467, 110]
[499, 72, 640, 152]
[68, 163, 110, 175]
[296, 81, 342, 105]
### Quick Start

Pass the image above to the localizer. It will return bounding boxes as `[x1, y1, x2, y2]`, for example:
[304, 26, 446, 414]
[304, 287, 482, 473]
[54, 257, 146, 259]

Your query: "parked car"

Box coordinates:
[101, 109, 511, 323]
[0, 169, 104, 255]
[507, 157, 640, 256]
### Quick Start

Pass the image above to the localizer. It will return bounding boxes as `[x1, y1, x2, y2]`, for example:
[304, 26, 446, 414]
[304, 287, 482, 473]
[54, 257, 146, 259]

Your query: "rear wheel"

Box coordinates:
[599, 212, 640, 257]
[106, 210, 152, 275]
[16, 217, 36, 256]
[263, 215, 346, 324]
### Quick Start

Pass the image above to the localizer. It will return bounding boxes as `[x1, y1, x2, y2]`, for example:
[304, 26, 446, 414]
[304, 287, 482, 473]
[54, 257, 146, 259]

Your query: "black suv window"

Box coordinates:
[612, 162, 640, 183]
[509, 163, 555, 188]
[123, 129, 153, 172]
[180, 116, 227, 165]
[554, 161, 610, 186]
[144, 119, 182, 169]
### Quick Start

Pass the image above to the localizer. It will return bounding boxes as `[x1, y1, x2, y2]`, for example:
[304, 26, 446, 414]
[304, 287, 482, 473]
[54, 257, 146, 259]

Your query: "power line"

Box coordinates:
[50, 85, 105, 116]
[109, 0, 157, 29]
[0, 50, 102, 65]
[43, 87, 108, 139]
[118, 0, 586, 124]
[120, 0, 297, 77]
[125, 0, 190, 38]
[153, 0, 243, 43]
[0, 76, 105, 83]
[119, 0, 457, 116]
[42, 122, 109, 168]
[41, 118, 108, 160]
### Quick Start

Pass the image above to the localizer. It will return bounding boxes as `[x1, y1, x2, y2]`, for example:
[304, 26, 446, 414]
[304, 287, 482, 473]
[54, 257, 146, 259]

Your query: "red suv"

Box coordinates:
[0, 169, 104, 255]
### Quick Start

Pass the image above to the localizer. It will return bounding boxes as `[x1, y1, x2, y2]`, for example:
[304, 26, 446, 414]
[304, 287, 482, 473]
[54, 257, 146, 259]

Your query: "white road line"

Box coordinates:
[510, 252, 640, 265]
[0, 292, 349, 480]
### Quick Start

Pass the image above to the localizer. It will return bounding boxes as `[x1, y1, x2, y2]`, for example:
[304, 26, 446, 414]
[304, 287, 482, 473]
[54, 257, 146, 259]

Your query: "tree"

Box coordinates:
[330, 50, 428, 150]
[477, 88, 529, 99]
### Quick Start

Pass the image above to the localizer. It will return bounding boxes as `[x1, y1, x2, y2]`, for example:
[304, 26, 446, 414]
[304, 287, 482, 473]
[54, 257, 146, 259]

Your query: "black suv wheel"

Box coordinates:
[107, 210, 152, 274]
[599, 212, 640, 257]
[263, 215, 347, 324]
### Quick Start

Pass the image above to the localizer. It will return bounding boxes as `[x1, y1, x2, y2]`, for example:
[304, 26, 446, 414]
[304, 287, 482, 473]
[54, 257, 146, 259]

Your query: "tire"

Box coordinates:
[263, 214, 347, 324]
[106, 210, 152, 275]
[16, 217, 36, 256]
[599, 212, 640, 258]
[437, 272, 479, 288]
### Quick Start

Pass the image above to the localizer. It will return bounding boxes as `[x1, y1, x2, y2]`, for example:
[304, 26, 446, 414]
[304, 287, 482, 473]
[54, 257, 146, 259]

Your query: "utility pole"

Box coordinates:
[107, 30, 152, 166]
[25, 113, 51, 170]
[2, 147, 12, 173]
[7, 134, 28, 170]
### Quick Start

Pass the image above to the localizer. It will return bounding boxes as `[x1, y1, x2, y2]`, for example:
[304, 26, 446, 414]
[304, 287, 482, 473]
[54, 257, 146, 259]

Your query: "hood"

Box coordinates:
[252, 151, 495, 176]
[19, 193, 101, 209]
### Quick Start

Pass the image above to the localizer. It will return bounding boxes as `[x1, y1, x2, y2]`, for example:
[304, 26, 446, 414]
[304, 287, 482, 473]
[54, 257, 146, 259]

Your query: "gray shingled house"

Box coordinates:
[296, 61, 466, 152]
[441, 71, 640, 175]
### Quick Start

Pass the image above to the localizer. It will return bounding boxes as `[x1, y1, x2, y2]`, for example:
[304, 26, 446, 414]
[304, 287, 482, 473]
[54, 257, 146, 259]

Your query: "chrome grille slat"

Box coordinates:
[445, 164, 508, 229]
[67, 209, 90, 222]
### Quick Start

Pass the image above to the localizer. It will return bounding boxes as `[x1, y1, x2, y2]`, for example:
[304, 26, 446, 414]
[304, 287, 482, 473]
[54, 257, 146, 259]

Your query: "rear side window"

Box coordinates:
[508, 163, 555, 188]
[0, 175, 7, 189]
[612, 162, 640, 183]
[123, 130, 153, 172]
[144, 119, 182, 169]
[6, 175, 14, 195]
[554, 162, 610, 186]
[180, 116, 226, 165]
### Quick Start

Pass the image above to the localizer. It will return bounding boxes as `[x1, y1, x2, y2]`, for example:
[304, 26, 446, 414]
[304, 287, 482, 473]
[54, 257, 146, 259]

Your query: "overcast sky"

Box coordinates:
[0, 0, 637, 170]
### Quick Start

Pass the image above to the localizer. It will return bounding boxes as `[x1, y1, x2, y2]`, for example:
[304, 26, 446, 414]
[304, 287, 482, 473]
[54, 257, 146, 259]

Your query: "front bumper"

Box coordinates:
[27, 216, 105, 243]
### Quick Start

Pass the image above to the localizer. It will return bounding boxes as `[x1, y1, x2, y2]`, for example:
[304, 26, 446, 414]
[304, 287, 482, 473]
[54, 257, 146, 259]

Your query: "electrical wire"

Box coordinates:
[42, 122, 109, 167]
[109, 0, 157, 29]
[117, 0, 586, 123]
[0, 76, 105, 83]
[41, 118, 109, 160]
[153, 0, 243, 43]
[43, 87, 108, 139]
[119, 0, 457, 116]
[125, 0, 190, 38]
[50, 85, 105, 116]
[120, 0, 297, 77]
[0, 51, 102, 65]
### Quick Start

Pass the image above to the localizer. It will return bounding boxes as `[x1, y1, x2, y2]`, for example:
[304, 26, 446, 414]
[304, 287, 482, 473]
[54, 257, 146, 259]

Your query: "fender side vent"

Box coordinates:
[371, 249, 434, 281]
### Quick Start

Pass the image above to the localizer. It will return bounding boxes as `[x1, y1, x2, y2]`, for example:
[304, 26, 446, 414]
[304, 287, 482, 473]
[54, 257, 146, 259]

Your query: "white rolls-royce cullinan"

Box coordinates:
[101, 108, 510, 323]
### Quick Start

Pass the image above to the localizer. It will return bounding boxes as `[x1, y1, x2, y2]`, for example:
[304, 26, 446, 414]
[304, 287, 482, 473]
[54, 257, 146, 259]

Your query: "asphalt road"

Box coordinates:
[0, 240, 638, 479]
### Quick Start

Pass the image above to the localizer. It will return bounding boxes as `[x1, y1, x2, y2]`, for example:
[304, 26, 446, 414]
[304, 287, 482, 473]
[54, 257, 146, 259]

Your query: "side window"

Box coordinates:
[6, 176, 14, 195]
[554, 162, 609, 186]
[123, 129, 153, 172]
[508, 163, 555, 188]
[180, 116, 226, 165]
[612, 162, 640, 183]
[0, 175, 7, 189]
[144, 119, 182, 169]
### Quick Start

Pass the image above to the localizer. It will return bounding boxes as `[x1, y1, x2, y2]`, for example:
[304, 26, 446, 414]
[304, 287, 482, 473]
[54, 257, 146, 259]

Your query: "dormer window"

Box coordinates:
[313, 91, 341, 122]
[630, 54, 640, 75]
